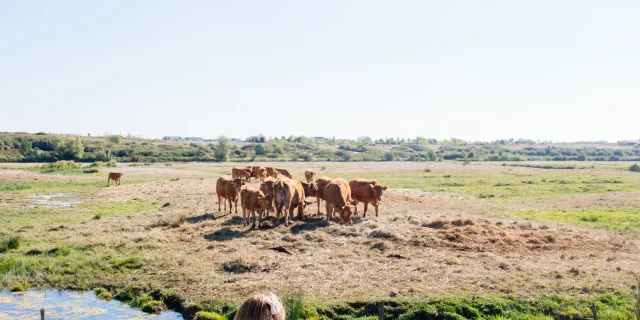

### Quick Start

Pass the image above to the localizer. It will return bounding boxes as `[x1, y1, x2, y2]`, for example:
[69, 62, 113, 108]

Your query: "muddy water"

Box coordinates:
[29, 193, 81, 208]
[0, 290, 183, 319]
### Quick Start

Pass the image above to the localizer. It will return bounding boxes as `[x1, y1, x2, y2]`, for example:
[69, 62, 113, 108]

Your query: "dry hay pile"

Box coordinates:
[416, 218, 599, 253]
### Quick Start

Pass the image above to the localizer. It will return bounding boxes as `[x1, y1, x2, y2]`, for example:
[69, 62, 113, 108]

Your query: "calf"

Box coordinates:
[232, 167, 252, 182]
[323, 179, 355, 225]
[240, 187, 274, 228]
[304, 170, 315, 183]
[265, 167, 279, 178]
[259, 177, 277, 216]
[216, 176, 245, 214]
[314, 177, 332, 215]
[276, 168, 293, 179]
[107, 172, 124, 186]
[349, 178, 388, 217]
[256, 166, 268, 182]
[300, 181, 318, 198]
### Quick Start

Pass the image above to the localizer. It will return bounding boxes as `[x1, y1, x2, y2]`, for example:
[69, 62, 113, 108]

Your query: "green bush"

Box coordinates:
[94, 287, 113, 300]
[384, 152, 394, 161]
[38, 160, 81, 172]
[109, 135, 122, 144]
[630, 163, 640, 172]
[0, 236, 21, 253]
[83, 168, 99, 173]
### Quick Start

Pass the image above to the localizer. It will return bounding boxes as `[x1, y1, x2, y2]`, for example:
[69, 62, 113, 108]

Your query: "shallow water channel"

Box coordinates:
[0, 290, 183, 319]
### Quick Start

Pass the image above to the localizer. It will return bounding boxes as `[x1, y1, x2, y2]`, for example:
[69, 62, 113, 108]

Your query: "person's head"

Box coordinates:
[234, 292, 285, 320]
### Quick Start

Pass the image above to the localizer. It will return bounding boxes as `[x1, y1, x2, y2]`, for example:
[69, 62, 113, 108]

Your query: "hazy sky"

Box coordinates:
[1, 1, 638, 142]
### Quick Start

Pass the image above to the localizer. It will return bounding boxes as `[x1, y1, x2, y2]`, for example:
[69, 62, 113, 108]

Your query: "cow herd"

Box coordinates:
[216, 166, 388, 228]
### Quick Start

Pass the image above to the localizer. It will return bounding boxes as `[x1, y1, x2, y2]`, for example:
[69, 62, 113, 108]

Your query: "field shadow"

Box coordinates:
[187, 213, 223, 224]
[203, 227, 248, 242]
[223, 216, 245, 226]
[290, 216, 330, 234]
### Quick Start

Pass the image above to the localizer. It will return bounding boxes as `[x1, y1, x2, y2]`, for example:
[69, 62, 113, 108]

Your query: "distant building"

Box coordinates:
[163, 136, 182, 141]
[617, 140, 639, 145]
[357, 136, 372, 143]
[185, 137, 204, 142]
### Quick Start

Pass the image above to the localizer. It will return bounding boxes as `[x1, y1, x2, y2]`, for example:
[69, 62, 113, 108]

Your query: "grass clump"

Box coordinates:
[194, 311, 228, 320]
[0, 236, 21, 253]
[285, 291, 318, 320]
[151, 214, 186, 228]
[10, 283, 25, 292]
[88, 161, 117, 168]
[368, 230, 397, 240]
[0, 183, 31, 192]
[38, 161, 82, 172]
[94, 287, 113, 300]
[630, 163, 640, 172]
[83, 168, 99, 173]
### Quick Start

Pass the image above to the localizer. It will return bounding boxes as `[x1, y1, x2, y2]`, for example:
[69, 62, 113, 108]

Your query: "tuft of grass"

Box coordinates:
[368, 230, 397, 240]
[93, 214, 102, 220]
[95, 287, 113, 300]
[630, 163, 640, 172]
[38, 161, 82, 172]
[0, 183, 31, 192]
[220, 258, 256, 274]
[10, 283, 25, 292]
[0, 236, 21, 253]
[151, 214, 186, 228]
[195, 311, 229, 320]
[88, 161, 117, 168]
[83, 168, 99, 173]
[285, 291, 318, 320]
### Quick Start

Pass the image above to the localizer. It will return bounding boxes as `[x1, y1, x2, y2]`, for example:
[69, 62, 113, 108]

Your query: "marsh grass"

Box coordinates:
[0, 183, 31, 192]
[37, 161, 82, 172]
[510, 208, 640, 232]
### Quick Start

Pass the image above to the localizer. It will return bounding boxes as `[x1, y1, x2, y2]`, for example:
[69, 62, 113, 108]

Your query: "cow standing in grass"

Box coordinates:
[349, 179, 388, 217]
[107, 172, 124, 186]
[323, 179, 355, 225]
[240, 187, 274, 228]
[259, 177, 277, 216]
[304, 170, 315, 183]
[256, 166, 268, 182]
[216, 177, 245, 214]
[314, 177, 332, 215]
[265, 167, 279, 178]
[276, 168, 293, 179]
[232, 167, 252, 182]
[273, 179, 312, 226]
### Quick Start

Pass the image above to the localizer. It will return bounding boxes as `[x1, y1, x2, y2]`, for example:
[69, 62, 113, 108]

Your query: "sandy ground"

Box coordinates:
[2, 162, 639, 303]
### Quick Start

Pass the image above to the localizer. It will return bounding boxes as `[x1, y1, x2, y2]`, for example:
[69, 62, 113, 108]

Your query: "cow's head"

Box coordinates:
[301, 182, 318, 197]
[370, 184, 388, 202]
[336, 205, 355, 225]
[232, 178, 245, 192]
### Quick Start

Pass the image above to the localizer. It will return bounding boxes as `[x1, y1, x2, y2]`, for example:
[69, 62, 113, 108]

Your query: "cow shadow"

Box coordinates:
[186, 213, 221, 224]
[222, 216, 245, 226]
[290, 216, 330, 234]
[203, 227, 248, 242]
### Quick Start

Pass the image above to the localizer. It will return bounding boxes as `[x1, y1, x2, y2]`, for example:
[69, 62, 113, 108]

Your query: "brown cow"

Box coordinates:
[256, 166, 268, 182]
[300, 181, 318, 198]
[273, 179, 312, 226]
[259, 177, 277, 216]
[314, 177, 332, 215]
[304, 170, 315, 183]
[349, 179, 388, 217]
[216, 176, 245, 214]
[240, 187, 274, 227]
[276, 168, 293, 179]
[107, 172, 124, 186]
[323, 179, 355, 225]
[265, 167, 279, 178]
[232, 167, 252, 182]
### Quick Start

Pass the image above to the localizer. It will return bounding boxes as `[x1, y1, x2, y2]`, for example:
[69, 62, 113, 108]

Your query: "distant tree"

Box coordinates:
[576, 154, 586, 161]
[384, 152, 394, 161]
[255, 143, 266, 155]
[59, 137, 84, 160]
[109, 135, 122, 145]
[213, 136, 230, 162]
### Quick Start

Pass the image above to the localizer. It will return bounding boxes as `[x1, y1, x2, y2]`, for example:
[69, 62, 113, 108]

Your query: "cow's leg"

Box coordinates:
[317, 197, 321, 215]
[353, 200, 359, 217]
[106, 177, 110, 187]
[363, 202, 368, 218]
[284, 203, 292, 226]
[227, 199, 232, 214]
[242, 207, 248, 226]
[374, 204, 379, 217]
[297, 203, 304, 220]
[326, 203, 332, 221]
[218, 196, 222, 212]
[234, 199, 239, 214]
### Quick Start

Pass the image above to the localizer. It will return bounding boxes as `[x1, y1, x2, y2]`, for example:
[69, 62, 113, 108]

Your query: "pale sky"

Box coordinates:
[1, 1, 639, 142]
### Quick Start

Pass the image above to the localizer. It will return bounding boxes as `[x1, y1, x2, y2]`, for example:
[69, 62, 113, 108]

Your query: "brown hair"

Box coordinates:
[234, 292, 285, 320]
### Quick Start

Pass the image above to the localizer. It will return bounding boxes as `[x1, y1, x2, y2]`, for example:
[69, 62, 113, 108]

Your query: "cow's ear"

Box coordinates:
[382, 186, 388, 191]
